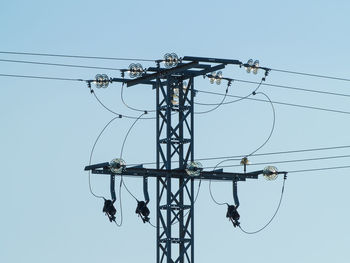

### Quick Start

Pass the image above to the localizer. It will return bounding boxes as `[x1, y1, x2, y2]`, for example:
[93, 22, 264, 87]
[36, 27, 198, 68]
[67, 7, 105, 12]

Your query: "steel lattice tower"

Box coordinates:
[85, 56, 280, 263]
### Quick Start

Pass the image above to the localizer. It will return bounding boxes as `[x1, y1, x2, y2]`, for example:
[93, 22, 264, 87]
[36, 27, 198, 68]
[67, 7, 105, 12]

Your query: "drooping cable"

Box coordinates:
[239, 175, 287, 234]
[244, 92, 275, 157]
[88, 115, 121, 199]
[195, 81, 232, 114]
[120, 82, 156, 113]
[91, 87, 155, 120]
[205, 91, 275, 173]
[196, 78, 264, 109]
[114, 179, 123, 227]
[209, 179, 230, 206]
[119, 112, 146, 202]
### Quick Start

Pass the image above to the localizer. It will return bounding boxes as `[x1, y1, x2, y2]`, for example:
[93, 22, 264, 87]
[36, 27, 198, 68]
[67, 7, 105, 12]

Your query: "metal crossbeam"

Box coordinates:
[85, 56, 281, 263]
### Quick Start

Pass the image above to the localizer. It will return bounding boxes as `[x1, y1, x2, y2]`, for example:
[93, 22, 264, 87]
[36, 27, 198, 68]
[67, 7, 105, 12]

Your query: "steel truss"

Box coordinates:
[84, 57, 282, 263]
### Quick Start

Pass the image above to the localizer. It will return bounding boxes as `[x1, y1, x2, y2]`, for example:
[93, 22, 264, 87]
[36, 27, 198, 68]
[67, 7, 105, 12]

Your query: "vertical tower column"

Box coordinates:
[156, 76, 195, 263]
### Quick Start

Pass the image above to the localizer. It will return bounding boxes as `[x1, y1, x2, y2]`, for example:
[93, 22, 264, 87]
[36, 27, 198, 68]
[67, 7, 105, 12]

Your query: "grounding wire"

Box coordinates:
[0, 58, 124, 71]
[0, 51, 155, 62]
[239, 176, 286, 234]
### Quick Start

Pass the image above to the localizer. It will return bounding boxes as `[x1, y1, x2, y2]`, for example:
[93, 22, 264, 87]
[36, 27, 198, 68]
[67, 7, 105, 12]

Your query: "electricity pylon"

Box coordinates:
[85, 56, 283, 263]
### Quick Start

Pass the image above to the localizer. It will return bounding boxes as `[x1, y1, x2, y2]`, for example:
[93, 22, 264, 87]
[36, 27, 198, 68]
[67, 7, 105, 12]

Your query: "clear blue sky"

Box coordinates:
[1, 1, 350, 262]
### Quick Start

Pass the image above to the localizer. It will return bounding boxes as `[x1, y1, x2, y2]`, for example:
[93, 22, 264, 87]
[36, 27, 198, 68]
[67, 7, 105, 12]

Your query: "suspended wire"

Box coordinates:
[204, 154, 350, 169]
[0, 73, 84, 82]
[3, 50, 350, 82]
[0, 50, 155, 62]
[288, 165, 350, 174]
[91, 88, 156, 120]
[195, 89, 350, 115]
[239, 176, 286, 234]
[195, 81, 232, 114]
[120, 82, 156, 113]
[2, 73, 350, 115]
[209, 180, 230, 206]
[0, 58, 124, 71]
[206, 91, 275, 174]
[269, 67, 350, 82]
[127, 144, 350, 167]
[119, 112, 146, 202]
[88, 115, 121, 199]
[114, 179, 124, 227]
[196, 78, 350, 102]
[245, 92, 275, 157]
[235, 78, 350, 98]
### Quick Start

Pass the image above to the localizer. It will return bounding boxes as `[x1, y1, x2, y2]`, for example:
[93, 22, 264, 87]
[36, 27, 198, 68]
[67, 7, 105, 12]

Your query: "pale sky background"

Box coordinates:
[1, 1, 350, 262]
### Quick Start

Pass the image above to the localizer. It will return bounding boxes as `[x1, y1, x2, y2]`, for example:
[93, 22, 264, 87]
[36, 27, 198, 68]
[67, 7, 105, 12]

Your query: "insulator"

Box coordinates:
[185, 161, 203, 176]
[171, 53, 179, 67]
[110, 158, 126, 174]
[164, 53, 172, 68]
[263, 166, 278, 180]
[246, 59, 253, 73]
[209, 72, 216, 84]
[216, 71, 223, 85]
[253, 60, 259, 75]
[95, 74, 109, 88]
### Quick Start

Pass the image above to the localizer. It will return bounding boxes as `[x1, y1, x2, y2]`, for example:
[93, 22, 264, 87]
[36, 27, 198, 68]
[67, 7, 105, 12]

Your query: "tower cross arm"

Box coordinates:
[85, 164, 270, 181]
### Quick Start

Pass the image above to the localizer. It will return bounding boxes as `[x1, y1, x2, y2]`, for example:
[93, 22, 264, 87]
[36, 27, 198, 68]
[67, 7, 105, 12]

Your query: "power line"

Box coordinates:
[195, 89, 350, 115]
[233, 78, 350, 98]
[288, 165, 350, 174]
[0, 73, 84, 82]
[0, 58, 124, 71]
[204, 154, 350, 169]
[128, 144, 350, 166]
[0, 51, 155, 62]
[269, 67, 350, 82]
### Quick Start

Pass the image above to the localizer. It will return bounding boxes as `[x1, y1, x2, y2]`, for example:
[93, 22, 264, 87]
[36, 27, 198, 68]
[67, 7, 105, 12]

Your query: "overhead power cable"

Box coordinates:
[0, 51, 155, 62]
[204, 154, 350, 169]
[288, 165, 350, 174]
[226, 78, 350, 99]
[269, 67, 350, 82]
[127, 144, 350, 167]
[0, 58, 124, 71]
[195, 89, 350, 116]
[0, 73, 84, 82]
